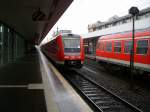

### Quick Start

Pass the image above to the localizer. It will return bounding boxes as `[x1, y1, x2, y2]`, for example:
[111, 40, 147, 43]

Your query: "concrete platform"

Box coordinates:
[0, 47, 93, 112]
[0, 53, 42, 85]
[0, 52, 46, 112]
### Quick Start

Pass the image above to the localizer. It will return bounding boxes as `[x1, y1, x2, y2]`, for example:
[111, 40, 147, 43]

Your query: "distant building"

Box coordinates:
[88, 21, 105, 32]
[85, 7, 150, 38]
[108, 15, 119, 22]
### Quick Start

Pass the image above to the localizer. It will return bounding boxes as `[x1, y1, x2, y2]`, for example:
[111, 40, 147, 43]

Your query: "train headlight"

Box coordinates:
[64, 56, 69, 59]
[78, 56, 81, 58]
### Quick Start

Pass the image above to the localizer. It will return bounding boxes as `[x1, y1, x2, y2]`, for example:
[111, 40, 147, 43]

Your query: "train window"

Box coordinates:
[105, 42, 112, 52]
[98, 41, 104, 51]
[96, 42, 100, 49]
[63, 38, 80, 48]
[124, 41, 132, 54]
[62, 37, 80, 53]
[136, 40, 148, 55]
[114, 41, 121, 53]
[101, 42, 104, 51]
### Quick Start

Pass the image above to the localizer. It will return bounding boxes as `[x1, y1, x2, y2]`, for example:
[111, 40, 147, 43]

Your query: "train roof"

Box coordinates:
[40, 33, 81, 46]
[99, 29, 150, 40]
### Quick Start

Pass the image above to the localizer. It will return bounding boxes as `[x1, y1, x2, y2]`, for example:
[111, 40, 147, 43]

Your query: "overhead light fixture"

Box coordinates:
[32, 8, 46, 21]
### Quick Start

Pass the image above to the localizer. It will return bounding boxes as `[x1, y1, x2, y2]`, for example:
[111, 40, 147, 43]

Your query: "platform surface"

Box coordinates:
[0, 53, 46, 112]
[0, 48, 93, 112]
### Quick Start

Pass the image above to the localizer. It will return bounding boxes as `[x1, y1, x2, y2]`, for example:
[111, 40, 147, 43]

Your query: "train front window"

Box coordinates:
[62, 34, 80, 53]
[136, 40, 148, 55]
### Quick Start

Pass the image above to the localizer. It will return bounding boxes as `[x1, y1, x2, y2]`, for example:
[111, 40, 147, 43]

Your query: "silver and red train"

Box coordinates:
[41, 33, 84, 68]
[96, 29, 150, 72]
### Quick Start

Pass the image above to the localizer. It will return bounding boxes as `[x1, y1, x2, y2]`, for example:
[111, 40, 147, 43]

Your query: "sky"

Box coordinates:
[42, 0, 150, 43]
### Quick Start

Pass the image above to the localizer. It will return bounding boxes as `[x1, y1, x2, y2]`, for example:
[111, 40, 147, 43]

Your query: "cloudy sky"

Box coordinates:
[42, 0, 150, 43]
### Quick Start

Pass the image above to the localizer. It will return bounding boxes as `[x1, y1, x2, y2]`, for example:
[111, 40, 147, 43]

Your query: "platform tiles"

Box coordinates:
[0, 52, 46, 112]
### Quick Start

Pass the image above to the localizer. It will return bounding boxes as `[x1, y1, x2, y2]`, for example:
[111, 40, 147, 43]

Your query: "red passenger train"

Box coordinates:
[41, 33, 84, 68]
[96, 29, 150, 72]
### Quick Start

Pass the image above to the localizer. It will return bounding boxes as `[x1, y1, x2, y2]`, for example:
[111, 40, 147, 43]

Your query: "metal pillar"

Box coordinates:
[0, 25, 2, 64]
[129, 7, 139, 90]
[129, 16, 135, 89]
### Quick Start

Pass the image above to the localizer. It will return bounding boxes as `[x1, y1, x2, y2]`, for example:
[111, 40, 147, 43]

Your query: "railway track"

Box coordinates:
[63, 69, 143, 112]
[85, 59, 150, 90]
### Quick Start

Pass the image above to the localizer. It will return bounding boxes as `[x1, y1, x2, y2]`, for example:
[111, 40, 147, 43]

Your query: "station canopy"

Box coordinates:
[0, 0, 73, 44]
